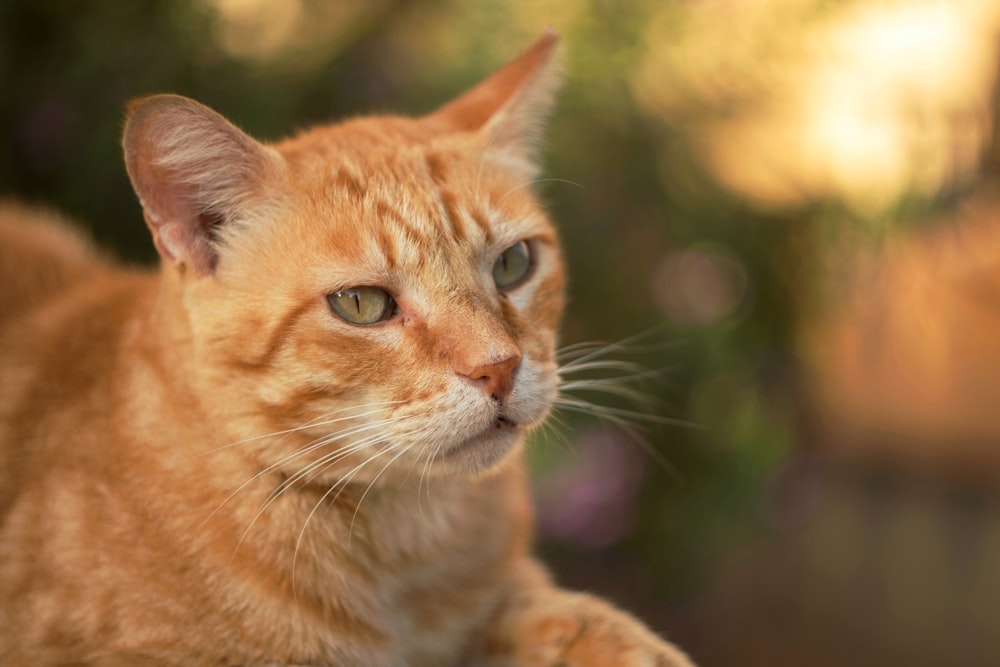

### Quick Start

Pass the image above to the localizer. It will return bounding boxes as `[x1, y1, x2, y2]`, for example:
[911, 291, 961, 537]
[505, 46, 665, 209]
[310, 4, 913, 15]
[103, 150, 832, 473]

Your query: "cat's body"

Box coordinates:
[0, 34, 692, 666]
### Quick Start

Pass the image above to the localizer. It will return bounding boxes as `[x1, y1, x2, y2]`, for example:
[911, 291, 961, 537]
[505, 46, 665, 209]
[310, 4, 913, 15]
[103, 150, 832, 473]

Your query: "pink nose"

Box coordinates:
[461, 353, 521, 401]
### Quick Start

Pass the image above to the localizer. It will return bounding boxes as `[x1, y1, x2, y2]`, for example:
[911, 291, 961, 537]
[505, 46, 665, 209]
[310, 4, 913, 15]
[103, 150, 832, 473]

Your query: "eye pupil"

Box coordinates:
[327, 286, 395, 325]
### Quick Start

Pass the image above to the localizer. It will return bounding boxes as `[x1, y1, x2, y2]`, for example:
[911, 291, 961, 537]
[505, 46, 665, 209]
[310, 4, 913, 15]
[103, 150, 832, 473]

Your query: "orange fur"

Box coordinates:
[0, 33, 693, 666]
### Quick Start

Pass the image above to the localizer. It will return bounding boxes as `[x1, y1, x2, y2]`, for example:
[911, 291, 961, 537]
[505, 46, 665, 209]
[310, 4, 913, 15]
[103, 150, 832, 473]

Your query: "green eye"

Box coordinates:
[492, 240, 533, 290]
[327, 286, 396, 325]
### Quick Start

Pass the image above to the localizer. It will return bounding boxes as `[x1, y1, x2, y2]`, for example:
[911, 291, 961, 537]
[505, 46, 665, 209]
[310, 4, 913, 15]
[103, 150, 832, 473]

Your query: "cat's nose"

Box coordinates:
[461, 352, 521, 401]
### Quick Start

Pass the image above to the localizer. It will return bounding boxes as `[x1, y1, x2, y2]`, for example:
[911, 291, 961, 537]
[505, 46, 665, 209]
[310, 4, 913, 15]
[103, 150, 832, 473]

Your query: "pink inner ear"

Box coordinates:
[134, 163, 218, 272]
[123, 94, 278, 276]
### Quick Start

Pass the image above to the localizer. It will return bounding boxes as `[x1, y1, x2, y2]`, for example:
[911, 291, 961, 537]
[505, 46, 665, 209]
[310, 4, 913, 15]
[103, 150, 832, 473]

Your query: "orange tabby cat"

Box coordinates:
[0, 33, 693, 667]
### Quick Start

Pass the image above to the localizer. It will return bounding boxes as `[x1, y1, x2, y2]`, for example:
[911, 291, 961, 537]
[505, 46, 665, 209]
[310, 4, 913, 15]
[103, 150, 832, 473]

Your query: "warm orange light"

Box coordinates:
[204, 0, 303, 60]
[200, 0, 386, 67]
[634, 0, 1000, 216]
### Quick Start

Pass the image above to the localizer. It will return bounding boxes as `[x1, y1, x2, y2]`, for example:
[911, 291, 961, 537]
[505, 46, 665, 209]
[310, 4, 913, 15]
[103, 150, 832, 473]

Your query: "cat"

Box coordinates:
[0, 31, 693, 667]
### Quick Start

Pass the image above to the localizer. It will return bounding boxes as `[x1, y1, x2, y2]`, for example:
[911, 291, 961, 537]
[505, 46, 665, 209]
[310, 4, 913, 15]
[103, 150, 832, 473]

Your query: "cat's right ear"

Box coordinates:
[122, 95, 283, 275]
[428, 29, 561, 177]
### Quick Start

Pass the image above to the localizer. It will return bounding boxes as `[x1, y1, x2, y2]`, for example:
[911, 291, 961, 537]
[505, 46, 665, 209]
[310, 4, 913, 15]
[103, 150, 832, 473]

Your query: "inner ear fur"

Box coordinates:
[122, 94, 283, 275]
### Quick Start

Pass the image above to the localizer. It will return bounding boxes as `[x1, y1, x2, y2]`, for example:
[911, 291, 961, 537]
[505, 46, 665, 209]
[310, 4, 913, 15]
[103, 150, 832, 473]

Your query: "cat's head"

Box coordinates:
[123, 32, 564, 479]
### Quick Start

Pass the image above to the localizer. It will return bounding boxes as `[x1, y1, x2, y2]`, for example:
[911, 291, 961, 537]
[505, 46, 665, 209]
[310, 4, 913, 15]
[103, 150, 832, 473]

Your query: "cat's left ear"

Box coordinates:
[123, 95, 284, 275]
[428, 29, 561, 175]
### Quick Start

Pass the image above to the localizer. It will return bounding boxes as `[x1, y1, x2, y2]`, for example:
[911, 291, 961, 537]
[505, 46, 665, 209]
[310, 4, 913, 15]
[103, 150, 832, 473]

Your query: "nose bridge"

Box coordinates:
[447, 291, 518, 364]
[439, 290, 521, 399]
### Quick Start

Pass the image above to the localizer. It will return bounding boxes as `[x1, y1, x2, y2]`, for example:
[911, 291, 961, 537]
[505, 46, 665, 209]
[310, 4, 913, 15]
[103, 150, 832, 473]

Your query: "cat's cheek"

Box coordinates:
[506, 360, 558, 427]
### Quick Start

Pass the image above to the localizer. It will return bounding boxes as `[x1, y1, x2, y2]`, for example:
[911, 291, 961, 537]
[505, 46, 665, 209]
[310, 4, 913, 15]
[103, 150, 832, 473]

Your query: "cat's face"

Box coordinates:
[201, 123, 563, 478]
[125, 34, 564, 479]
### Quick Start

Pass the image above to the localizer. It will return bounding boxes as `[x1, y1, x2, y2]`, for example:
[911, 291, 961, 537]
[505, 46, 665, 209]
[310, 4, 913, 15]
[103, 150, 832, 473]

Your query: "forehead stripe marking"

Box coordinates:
[469, 207, 495, 245]
[375, 200, 421, 241]
[377, 225, 399, 269]
[437, 189, 468, 244]
[425, 152, 469, 244]
[334, 167, 366, 201]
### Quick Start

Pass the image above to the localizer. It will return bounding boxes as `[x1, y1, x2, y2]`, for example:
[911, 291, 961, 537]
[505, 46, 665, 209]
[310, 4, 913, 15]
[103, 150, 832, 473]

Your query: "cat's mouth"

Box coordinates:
[492, 415, 517, 430]
[435, 414, 520, 468]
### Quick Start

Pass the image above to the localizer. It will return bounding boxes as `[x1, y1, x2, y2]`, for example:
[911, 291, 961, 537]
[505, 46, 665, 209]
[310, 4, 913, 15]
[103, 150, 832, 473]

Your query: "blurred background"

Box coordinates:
[4, 0, 1000, 664]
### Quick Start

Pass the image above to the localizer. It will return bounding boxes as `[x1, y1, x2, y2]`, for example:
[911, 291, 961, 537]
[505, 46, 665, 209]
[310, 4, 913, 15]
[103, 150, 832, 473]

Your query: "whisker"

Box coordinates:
[201, 400, 405, 455]
[551, 325, 705, 482]
[289, 424, 434, 596]
[608, 420, 684, 484]
[347, 440, 421, 544]
[496, 177, 582, 206]
[552, 395, 692, 482]
[290, 440, 407, 601]
[557, 359, 653, 376]
[417, 430, 442, 515]
[288, 417, 432, 526]
[560, 368, 670, 390]
[205, 415, 414, 527]
[555, 340, 609, 357]
[244, 417, 418, 519]
[532, 413, 574, 457]
[554, 397, 699, 429]
[556, 340, 678, 363]
[273, 429, 389, 495]
[294, 430, 397, 488]
[558, 380, 655, 407]
[231, 430, 395, 554]
[555, 324, 675, 367]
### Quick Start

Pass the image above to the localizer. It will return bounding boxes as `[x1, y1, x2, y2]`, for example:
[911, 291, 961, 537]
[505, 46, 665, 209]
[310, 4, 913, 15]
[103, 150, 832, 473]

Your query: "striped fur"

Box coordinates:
[0, 32, 692, 666]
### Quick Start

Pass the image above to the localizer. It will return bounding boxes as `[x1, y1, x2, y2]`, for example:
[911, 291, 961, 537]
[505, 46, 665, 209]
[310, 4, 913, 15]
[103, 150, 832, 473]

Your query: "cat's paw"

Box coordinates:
[489, 591, 694, 667]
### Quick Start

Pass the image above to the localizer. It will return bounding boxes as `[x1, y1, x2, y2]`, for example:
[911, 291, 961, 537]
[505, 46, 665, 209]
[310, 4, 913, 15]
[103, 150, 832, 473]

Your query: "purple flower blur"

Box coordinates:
[534, 427, 649, 550]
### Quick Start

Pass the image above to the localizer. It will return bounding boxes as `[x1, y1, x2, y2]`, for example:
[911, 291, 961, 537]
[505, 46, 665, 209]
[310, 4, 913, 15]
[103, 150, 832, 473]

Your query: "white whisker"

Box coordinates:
[554, 325, 674, 367]
[205, 414, 414, 527]
[289, 423, 433, 597]
[235, 417, 423, 540]
[558, 359, 654, 377]
[532, 412, 574, 457]
[348, 439, 422, 543]
[556, 340, 678, 363]
[496, 177, 582, 206]
[558, 380, 654, 407]
[230, 430, 393, 556]
[549, 327, 704, 480]
[290, 440, 405, 601]
[201, 400, 405, 455]
[416, 431, 442, 516]
[554, 397, 696, 429]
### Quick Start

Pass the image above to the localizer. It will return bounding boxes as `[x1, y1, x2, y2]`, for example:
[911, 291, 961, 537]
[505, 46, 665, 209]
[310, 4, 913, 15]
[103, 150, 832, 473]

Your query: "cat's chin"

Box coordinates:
[434, 416, 523, 474]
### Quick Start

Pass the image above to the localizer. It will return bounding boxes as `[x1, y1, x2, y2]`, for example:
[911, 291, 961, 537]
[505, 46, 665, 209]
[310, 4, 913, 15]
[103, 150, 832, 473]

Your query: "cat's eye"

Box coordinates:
[327, 286, 396, 325]
[492, 240, 533, 290]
